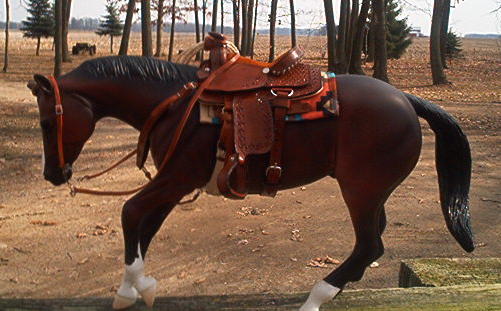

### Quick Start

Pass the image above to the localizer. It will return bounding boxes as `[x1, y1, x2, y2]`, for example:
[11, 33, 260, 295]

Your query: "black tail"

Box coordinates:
[404, 93, 474, 252]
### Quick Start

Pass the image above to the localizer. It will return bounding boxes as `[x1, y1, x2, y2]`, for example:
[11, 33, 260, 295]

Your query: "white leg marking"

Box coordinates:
[299, 280, 340, 311]
[113, 244, 157, 309]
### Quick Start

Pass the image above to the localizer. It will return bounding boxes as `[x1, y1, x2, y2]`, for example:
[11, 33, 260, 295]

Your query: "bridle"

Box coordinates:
[47, 76, 72, 181]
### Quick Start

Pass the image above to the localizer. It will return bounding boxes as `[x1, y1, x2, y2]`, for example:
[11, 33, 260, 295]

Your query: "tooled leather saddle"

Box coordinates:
[137, 32, 338, 200]
[199, 33, 338, 199]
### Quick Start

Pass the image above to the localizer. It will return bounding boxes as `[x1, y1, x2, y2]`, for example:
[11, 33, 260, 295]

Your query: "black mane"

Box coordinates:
[63, 56, 198, 84]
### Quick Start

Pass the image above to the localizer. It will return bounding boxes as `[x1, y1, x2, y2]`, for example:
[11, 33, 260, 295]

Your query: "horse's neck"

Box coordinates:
[89, 82, 177, 131]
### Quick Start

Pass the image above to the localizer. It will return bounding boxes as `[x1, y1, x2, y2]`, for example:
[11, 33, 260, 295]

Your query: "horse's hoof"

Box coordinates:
[112, 294, 137, 310]
[137, 277, 157, 308]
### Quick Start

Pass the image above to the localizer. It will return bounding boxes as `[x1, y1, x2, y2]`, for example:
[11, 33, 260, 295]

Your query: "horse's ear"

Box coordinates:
[33, 74, 53, 95]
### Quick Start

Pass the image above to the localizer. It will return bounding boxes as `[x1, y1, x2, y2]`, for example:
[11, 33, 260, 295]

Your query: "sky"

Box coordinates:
[2, 0, 500, 36]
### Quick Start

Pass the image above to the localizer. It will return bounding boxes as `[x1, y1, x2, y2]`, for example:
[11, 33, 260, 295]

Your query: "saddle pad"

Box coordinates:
[233, 94, 274, 160]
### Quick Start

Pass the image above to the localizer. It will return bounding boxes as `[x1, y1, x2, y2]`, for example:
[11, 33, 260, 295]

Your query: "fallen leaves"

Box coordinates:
[307, 256, 341, 268]
[30, 220, 57, 226]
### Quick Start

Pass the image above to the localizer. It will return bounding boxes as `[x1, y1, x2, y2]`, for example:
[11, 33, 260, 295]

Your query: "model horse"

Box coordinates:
[28, 55, 473, 311]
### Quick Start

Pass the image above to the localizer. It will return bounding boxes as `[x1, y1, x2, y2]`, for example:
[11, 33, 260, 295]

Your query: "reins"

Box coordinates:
[46, 52, 240, 199]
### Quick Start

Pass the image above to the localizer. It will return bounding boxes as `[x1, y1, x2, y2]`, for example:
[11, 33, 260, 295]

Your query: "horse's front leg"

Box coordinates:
[112, 185, 189, 310]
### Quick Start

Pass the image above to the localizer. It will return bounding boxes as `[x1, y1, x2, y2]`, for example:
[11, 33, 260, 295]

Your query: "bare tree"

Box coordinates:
[119, 0, 136, 55]
[2, 0, 9, 73]
[349, 0, 370, 74]
[243, 0, 254, 56]
[232, 0, 240, 48]
[430, 0, 448, 84]
[168, 0, 177, 60]
[336, 0, 349, 73]
[202, 0, 208, 38]
[440, 0, 451, 68]
[269, 0, 278, 62]
[141, 0, 153, 56]
[323, 0, 337, 72]
[211, 0, 218, 31]
[372, 0, 388, 82]
[220, 0, 224, 33]
[240, 0, 248, 53]
[289, 0, 296, 47]
[194, 0, 202, 60]
[346, 0, 359, 66]
[155, 0, 166, 57]
[54, 0, 62, 77]
[61, 0, 72, 62]
[250, 0, 258, 57]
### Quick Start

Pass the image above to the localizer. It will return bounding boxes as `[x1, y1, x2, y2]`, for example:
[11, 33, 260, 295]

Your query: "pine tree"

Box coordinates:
[385, 0, 412, 59]
[20, 0, 54, 56]
[96, 1, 123, 54]
[445, 30, 462, 59]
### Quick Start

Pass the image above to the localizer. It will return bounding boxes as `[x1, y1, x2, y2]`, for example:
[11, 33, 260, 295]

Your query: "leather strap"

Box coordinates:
[263, 90, 291, 197]
[47, 76, 66, 170]
[137, 83, 197, 169]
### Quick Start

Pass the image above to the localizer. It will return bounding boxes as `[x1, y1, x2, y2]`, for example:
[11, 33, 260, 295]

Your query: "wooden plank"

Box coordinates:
[399, 257, 501, 288]
[0, 284, 499, 311]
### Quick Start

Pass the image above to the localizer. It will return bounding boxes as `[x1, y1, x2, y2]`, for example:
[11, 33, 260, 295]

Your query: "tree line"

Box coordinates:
[2, 0, 458, 85]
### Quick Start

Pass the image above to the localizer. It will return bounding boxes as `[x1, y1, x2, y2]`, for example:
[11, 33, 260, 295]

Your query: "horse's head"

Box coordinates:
[28, 74, 95, 186]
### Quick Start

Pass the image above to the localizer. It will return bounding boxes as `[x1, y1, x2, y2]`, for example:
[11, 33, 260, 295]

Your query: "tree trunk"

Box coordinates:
[54, 0, 62, 77]
[36, 36, 41, 56]
[367, 13, 375, 62]
[202, 0, 207, 38]
[430, 0, 448, 84]
[440, 0, 451, 68]
[372, 0, 388, 82]
[250, 0, 257, 57]
[168, 0, 177, 61]
[211, 0, 218, 32]
[232, 0, 240, 48]
[194, 0, 202, 60]
[62, 0, 72, 62]
[240, 0, 248, 53]
[269, 0, 278, 62]
[289, 0, 296, 47]
[110, 35, 113, 54]
[119, 0, 135, 56]
[155, 0, 165, 57]
[220, 0, 224, 33]
[346, 0, 359, 68]
[243, 0, 254, 56]
[348, 0, 370, 75]
[336, 0, 349, 73]
[141, 0, 153, 57]
[323, 0, 337, 72]
[2, 0, 9, 73]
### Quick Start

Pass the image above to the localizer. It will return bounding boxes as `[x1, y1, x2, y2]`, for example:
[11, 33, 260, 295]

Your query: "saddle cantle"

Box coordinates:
[137, 32, 339, 200]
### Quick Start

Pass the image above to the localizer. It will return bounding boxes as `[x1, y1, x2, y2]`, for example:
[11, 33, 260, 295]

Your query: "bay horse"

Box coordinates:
[28, 56, 473, 311]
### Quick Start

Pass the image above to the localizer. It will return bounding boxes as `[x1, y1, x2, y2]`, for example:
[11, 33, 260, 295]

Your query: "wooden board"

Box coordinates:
[399, 257, 501, 288]
[0, 284, 499, 311]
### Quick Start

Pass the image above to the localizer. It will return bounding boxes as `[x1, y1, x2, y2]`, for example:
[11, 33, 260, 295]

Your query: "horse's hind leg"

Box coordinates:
[299, 188, 391, 311]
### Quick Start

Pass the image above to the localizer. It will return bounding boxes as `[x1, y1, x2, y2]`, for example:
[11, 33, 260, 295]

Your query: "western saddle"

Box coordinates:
[137, 32, 338, 200]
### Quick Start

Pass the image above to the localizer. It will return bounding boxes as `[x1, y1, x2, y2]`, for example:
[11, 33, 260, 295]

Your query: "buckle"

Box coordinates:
[55, 104, 63, 115]
[266, 165, 282, 179]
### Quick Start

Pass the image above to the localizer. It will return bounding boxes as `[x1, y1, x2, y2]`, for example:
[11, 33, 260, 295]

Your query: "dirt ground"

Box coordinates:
[0, 32, 500, 299]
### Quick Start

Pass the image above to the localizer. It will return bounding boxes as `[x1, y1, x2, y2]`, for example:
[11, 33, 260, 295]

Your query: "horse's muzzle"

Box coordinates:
[44, 166, 72, 186]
